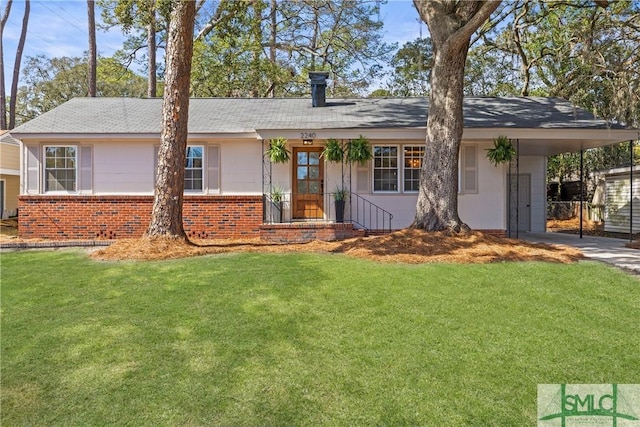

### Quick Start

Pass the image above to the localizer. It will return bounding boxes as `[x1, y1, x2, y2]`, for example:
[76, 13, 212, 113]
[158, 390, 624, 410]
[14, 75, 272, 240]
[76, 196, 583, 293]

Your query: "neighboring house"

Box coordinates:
[9, 75, 638, 242]
[0, 130, 21, 218]
[598, 167, 639, 234]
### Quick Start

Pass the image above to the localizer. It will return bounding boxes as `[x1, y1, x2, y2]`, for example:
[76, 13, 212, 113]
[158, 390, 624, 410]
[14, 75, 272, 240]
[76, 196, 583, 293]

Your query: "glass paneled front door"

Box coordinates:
[293, 147, 324, 219]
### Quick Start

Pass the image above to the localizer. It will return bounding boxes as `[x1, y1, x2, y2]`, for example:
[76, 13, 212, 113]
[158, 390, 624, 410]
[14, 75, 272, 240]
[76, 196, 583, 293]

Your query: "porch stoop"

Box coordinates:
[259, 222, 367, 243]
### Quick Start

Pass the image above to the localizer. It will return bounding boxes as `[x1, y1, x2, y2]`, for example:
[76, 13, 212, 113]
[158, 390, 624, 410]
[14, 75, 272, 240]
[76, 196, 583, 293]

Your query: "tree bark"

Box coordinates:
[147, 9, 157, 98]
[267, 0, 277, 97]
[87, 0, 97, 97]
[412, 0, 500, 232]
[0, 0, 12, 130]
[9, 0, 28, 129]
[146, 0, 196, 238]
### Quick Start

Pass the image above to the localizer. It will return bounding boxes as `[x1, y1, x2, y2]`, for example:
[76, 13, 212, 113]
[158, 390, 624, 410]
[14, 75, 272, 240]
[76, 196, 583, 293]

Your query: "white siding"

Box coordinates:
[604, 170, 639, 233]
[90, 139, 263, 195]
[518, 156, 547, 233]
[220, 140, 262, 194]
[347, 141, 507, 231]
[93, 143, 155, 194]
[459, 142, 505, 230]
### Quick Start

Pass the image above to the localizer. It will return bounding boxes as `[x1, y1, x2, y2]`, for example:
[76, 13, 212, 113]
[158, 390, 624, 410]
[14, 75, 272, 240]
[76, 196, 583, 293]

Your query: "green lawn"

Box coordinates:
[1, 250, 638, 426]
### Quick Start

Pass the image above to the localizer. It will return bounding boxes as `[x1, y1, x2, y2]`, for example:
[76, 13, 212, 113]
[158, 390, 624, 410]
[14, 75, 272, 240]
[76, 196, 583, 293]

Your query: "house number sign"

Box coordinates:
[300, 132, 316, 139]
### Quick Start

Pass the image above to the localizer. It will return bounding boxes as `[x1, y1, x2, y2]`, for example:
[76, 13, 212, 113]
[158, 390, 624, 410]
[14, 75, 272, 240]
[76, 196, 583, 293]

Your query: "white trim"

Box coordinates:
[402, 145, 424, 193]
[0, 168, 20, 175]
[13, 132, 260, 140]
[185, 145, 205, 193]
[372, 144, 400, 193]
[43, 145, 78, 194]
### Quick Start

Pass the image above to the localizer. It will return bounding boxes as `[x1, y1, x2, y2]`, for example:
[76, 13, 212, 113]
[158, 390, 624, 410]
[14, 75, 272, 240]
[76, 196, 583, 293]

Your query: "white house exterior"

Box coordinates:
[10, 93, 637, 242]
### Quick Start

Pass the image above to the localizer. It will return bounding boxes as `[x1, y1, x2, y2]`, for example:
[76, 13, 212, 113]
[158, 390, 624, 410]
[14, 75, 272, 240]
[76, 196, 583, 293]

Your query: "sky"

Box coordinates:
[1, 0, 427, 90]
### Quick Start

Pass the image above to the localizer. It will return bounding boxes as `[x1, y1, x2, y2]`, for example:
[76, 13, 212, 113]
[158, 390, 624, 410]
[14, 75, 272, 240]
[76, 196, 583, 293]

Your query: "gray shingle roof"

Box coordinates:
[10, 96, 622, 136]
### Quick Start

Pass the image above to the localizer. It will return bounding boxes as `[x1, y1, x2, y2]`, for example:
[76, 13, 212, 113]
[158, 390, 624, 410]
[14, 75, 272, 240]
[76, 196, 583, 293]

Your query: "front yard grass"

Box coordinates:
[1, 250, 639, 425]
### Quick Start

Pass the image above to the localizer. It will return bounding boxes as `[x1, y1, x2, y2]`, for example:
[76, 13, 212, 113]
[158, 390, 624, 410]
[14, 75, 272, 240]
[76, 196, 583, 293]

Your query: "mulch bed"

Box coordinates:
[90, 229, 584, 264]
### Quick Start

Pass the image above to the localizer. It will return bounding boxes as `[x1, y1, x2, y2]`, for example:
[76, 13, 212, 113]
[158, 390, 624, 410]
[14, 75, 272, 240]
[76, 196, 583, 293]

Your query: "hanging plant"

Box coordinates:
[486, 135, 516, 166]
[266, 137, 290, 163]
[321, 138, 344, 163]
[346, 135, 373, 165]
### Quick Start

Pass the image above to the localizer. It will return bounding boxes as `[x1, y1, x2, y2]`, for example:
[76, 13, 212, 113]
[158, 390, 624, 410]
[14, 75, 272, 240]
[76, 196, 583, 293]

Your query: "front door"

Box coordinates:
[293, 147, 324, 219]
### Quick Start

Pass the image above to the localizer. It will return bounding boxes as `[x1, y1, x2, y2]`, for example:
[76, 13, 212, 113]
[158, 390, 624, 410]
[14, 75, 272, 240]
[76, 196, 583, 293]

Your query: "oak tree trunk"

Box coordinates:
[413, 45, 469, 232]
[412, 0, 500, 232]
[146, 0, 196, 238]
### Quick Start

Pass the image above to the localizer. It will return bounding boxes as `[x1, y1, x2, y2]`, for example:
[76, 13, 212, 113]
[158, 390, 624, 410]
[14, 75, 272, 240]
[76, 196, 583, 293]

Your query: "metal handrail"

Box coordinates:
[263, 191, 392, 232]
[349, 192, 393, 232]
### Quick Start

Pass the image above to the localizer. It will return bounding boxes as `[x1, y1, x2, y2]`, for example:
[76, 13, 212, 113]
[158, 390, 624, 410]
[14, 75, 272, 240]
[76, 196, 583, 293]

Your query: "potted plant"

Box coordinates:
[334, 187, 347, 223]
[346, 135, 373, 165]
[486, 135, 516, 166]
[266, 137, 290, 163]
[269, 186, 284, 223]
[321, 138, 344, 163]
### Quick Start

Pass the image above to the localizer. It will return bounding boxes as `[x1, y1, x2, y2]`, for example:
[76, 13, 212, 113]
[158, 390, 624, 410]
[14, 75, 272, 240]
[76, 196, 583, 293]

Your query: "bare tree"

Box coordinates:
[146, 0, 196, 239]
[146, 2, 156, 97]
[87, 0, 97, 97]
[0, 0, 12, 129]
[412, 0, 501, 232]
[8, 0, 27, 129]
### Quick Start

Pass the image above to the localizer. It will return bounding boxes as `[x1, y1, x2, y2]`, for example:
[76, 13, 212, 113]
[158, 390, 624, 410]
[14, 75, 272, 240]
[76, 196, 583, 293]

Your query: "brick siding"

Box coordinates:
[259, 223, 366, 243]
[18, 195, 263, 240]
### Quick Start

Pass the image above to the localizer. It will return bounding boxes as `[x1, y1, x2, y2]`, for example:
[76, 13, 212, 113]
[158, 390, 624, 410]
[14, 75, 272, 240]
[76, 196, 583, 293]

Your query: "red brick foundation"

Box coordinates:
[17, 195, 508, 243]
[18, 195, 263, 240]
[259, 223, 366, 243]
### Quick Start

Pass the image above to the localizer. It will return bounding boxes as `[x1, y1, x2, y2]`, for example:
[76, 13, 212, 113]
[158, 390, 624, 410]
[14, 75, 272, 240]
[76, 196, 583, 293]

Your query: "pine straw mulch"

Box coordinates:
[91, 228, 584, 264]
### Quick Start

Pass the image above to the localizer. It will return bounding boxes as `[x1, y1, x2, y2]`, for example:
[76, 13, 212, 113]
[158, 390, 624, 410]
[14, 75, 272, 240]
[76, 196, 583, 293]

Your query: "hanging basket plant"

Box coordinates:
[346, 135, 373, 165]
[266, 137, 290, 163]
[321, 138, 344, 163]
[486, 135, 516, 166]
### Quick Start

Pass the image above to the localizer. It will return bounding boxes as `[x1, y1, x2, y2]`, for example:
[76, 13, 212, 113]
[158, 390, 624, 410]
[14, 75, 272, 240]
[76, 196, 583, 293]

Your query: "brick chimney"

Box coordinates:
[309, 71, 329, 107]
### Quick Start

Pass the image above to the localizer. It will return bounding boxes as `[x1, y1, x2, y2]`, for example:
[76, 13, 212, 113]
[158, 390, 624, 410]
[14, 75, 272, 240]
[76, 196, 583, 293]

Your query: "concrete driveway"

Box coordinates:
[522, 232, 640, 274]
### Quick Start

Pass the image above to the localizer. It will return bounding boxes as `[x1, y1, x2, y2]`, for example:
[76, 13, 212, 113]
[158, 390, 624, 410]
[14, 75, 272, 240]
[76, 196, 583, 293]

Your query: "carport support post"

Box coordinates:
[630, 139, 634, 242]
[580, 149, 584, 239]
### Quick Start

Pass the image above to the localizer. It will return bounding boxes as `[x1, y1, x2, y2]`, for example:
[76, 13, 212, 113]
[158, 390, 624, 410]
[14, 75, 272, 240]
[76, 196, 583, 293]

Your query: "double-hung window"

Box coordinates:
[44, 146, 76, 192]
[403, 146, 424, 192]
[372, 143, 477, 194]
[185, 146, 204, 191]
[373, 146, 398, 192]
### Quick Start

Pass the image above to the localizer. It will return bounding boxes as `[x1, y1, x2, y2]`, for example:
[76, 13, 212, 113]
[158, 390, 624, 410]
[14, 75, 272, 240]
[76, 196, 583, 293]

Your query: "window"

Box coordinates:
[185, 146, 203, 191]
[459, 145, 478, 194]
[44, 146, 76, 191]
[373, 146, 398, 192]
[403, 146, 424, 192]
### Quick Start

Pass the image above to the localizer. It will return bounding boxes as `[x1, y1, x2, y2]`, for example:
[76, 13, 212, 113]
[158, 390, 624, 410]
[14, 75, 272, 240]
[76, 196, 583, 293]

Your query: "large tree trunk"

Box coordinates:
[9, 0, 28, 129]
[413, 44, 469, 232]
[146, 0, 196, 238]
[87, 0, 97, 97]
[412, 0, 500, 232]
